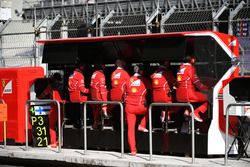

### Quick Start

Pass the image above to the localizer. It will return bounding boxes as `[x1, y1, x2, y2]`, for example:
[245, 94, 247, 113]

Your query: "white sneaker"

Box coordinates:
[138, 125, 148, 132]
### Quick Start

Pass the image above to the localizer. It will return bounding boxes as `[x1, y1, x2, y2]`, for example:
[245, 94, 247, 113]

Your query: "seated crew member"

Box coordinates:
[124, 65, 152, 156]
[38, 72, 63, 148]
[176, 55, 208, 122]
[68, 64, 89, 102]
[68, 64, 89, 128]
[111, 59, 130, 101]
[151, 61, 176, 123]
[90, 63, 108, 129]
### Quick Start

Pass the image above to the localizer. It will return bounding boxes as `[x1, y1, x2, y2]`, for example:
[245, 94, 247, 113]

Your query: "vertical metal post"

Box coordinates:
[120, 102, 124, 158]
[25, 103, 29, 150]
[56, 101, 61, 153]
[84, 103, 87, 154]
[83, 101, 124, 157]
[189, 103, 195, 164]
[149, 103, 195, 163]
[149, 104, 153, 161]
[95, 1, 98, 36]
[225, 105, 229, 166]
[3, 121, 6, 148]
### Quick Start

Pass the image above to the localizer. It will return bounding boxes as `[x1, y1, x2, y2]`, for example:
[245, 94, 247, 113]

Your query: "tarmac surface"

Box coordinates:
[0, 145, 249, 167]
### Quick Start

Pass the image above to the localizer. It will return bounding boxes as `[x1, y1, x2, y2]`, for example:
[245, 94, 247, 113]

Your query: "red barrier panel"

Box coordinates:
[0, 67, 44, 143]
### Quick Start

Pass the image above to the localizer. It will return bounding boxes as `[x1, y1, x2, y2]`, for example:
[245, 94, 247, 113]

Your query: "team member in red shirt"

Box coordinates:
[151, 61, 176, 123]
[38, 73, 63, 148]
[111, 59, 130, 101]
[176, 55, 208, 122]
[90, 64, 108, 129]
[124, 65, 151, 156]
[68, 65, 89, 102]
[68, 65, 89, 128]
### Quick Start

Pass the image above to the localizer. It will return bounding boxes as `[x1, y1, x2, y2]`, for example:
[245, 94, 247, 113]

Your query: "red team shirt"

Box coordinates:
[111, 67, 130, 101]
[125, 74, 151, 106]
[151, 67, 173, 103]
[90, 70, 108, 101]
[176, 63, 208, 114]
[68, 69, 89, 102]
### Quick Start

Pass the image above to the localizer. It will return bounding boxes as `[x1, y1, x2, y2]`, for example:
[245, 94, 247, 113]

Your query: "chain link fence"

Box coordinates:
[50, 17, 90, 39]
[0, 3, 250, 70]
[0, 20, 36, 67]
[102, 14, 147, 36]
[162, 9, 213, 32]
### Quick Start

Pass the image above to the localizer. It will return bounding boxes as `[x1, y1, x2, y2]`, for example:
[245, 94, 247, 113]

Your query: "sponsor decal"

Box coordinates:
[153, 79, 159, 85]
[114, 72, 121, 79]
[131, 79, 140, 86]
[131, 88, 137, 93]
[1, 79, 12, 94]
[114, 80, 118, 85]
[177, 75, 182, 81]
[153, 73, 162, 78]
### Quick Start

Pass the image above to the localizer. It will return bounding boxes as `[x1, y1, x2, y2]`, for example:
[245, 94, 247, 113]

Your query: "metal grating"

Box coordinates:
[102, 14, 146, 36]
[162, 10, 213, 32]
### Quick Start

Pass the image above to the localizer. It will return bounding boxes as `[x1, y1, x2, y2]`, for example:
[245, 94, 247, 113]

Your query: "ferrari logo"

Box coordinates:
[1, 80, 5, 88]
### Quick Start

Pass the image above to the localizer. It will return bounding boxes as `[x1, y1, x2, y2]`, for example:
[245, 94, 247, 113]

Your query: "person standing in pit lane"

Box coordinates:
[68, 64, 89, 128]
[124, 65, 152, 156]
[38, 72, 63, 148]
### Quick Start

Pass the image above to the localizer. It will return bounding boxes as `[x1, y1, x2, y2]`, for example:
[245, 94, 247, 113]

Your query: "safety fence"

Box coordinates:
[83, 101, 124, 158]
[149, 103, 195, 163]
[0, 20, 37, 67]
[0, 5, 250, 74]
[0, 99, 248, 164]
[21, 99, 198, 162]
[225, 102, 250, 165]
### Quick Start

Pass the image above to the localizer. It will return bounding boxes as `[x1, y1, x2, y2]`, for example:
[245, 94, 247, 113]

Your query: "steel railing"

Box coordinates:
[25, 100, 61, 153]
[0, 99, 7, 149]
[149, 102, 195, 164]
[83, 101, 124, 158]
[225, 103, 250, 165]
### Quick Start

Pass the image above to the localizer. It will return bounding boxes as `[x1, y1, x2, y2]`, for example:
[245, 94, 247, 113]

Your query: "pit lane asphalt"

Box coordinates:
[0, 146, 249, 167]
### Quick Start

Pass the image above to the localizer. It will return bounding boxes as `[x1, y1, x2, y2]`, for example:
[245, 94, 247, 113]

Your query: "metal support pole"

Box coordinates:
[83, 102, 87, 154]
[225, 103, 250, 165]
[3, 121, 6, 148]
[25, 100, 61, 153]
[95, 1, 98, 36]
[83, 101, 124, 158]
[149, 102, 195, 164]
